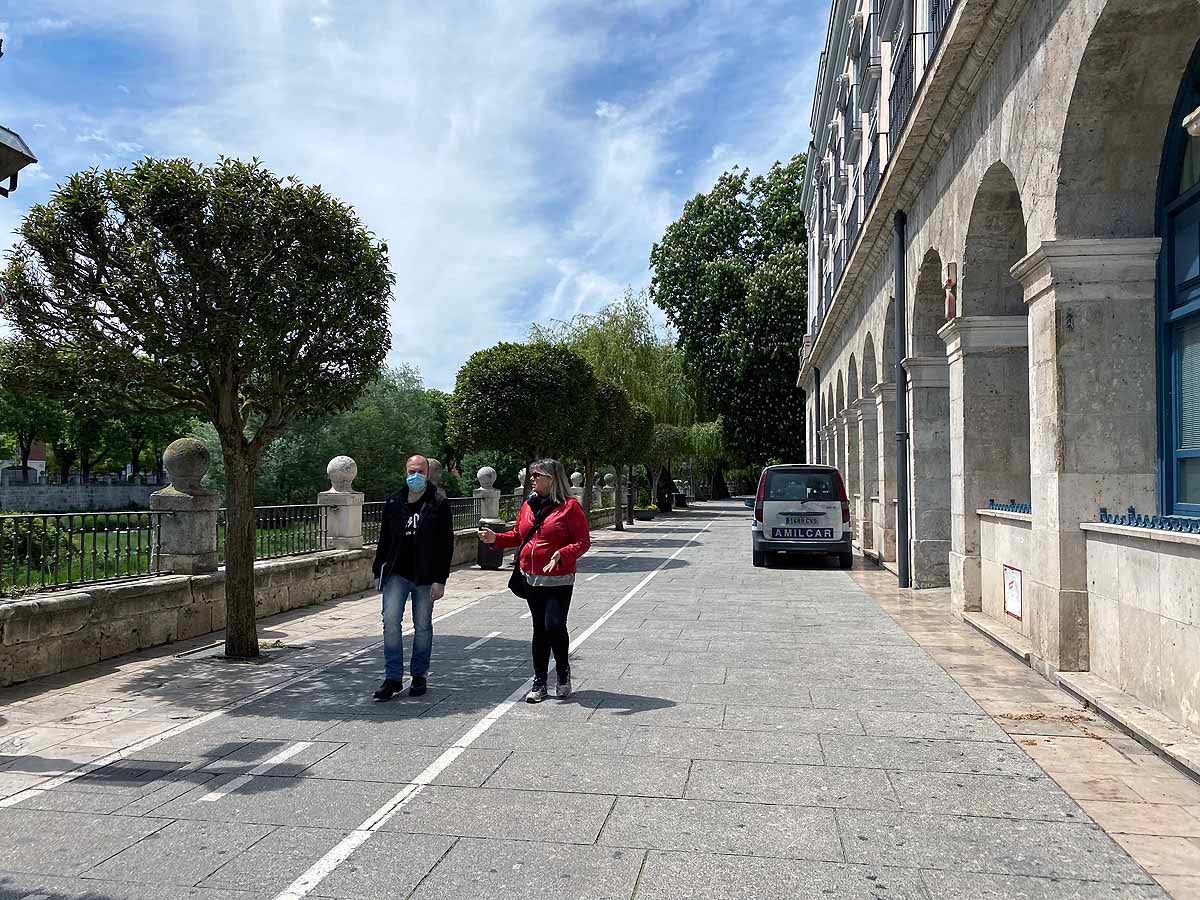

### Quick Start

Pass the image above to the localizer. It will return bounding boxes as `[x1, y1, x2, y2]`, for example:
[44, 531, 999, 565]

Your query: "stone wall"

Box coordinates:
[978, 510, 1033, 639]
[1083, 524, 1200, 735]
[0, 483, 160, 513]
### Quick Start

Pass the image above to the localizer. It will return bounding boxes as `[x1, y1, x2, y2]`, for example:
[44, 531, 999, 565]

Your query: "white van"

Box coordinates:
[749, 464, 853, 569]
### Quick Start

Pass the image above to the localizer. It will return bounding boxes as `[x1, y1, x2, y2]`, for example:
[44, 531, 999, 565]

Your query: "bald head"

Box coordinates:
[406, 455, 429, 476]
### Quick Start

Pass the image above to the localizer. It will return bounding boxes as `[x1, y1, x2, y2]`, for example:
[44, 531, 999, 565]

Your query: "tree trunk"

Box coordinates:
[54, 444, 76, 483]
[613, 465, 624, 531]
[222, 449, 260, 659]
[626, 464, 635, 525]
[80, 450, 92, 481]
[130, 442, 144, 479]
[712, 461, 730, 500]
[656, 463, 673, 512]
[583, 458, 595, 515]
[646, 463, 658, 510]
[18, 435, 32, 483]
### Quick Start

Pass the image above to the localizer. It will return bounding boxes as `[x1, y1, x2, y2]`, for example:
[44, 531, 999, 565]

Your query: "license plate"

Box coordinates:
[784, 516, 820, 526]
[771, 527, 834, 540]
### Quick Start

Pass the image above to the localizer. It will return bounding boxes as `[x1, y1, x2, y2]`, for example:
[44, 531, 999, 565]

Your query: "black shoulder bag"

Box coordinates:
[507, 503, 553, 600]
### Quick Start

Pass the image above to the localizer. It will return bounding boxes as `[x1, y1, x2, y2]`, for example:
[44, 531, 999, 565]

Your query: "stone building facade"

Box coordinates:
[798, 0, 1200, 741]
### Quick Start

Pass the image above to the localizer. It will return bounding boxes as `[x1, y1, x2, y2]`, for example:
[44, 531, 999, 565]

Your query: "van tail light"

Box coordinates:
[754, 471, 767, 523]
[836, 472, 850, 526]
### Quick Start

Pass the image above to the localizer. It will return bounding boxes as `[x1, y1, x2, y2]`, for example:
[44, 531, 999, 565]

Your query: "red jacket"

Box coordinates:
[494, 497, 591, 579]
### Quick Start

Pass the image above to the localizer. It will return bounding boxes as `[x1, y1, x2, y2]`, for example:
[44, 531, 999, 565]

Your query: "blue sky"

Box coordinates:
[0, 1, 828, 390]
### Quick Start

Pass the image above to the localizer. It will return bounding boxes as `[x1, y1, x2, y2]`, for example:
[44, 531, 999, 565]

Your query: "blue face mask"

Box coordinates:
[406, 472, 427, 493]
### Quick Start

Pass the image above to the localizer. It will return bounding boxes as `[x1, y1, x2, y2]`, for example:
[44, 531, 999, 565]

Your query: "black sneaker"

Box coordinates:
[409, 676, 428, 697]
[373, 678, 402, 701]
[525, 682, 548, 704]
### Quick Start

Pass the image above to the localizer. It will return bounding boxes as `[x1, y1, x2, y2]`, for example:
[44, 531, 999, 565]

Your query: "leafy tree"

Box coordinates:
[577, 381, 632, 517]
[689, 419, 730, 500]
[0, 340, 61, 482]
[2, 157, 393, 658]
[650, 156, 808, 465]
[530, 289, 698, 427]
[449, 342, 597, 477]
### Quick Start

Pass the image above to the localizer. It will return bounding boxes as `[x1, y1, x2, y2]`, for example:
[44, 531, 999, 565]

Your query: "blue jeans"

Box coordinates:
[382, 575, 434, 681]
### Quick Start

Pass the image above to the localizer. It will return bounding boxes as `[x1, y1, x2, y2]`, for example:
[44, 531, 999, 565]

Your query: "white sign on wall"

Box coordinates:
[1004, 566, 1023, 620]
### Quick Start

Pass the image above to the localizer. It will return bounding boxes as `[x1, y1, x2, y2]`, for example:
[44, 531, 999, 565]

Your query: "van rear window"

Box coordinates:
[766, 470, 838, 501]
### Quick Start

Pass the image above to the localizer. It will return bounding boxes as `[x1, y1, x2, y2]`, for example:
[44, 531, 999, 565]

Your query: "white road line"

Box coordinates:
[585, 574, 600, 582]
[271, 519, 713, 900]
[463, 631, 501, 651]
[606, 563, 618, 569]
[199, 741, 314, 802]
[0, 598, 482, 809]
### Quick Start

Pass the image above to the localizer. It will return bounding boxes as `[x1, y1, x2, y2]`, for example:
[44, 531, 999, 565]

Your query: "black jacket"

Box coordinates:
[371, 487, 454, 585]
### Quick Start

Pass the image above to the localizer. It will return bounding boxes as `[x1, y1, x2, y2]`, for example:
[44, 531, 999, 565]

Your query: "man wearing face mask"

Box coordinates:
[371, 454, 454, 700]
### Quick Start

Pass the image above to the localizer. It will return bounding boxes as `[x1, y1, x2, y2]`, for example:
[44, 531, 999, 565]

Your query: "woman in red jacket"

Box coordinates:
[480, 458, 591, 702]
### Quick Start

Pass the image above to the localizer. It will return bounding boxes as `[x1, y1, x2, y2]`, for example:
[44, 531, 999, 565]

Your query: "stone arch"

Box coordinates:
[847, 355, 860, 403]
[911, 248, 945, 357]
[1055, 0, 1200, 239]
[862, 334, 879, 392]
[876, 301, 898, 562]
[950, 161, 1034, 614]
[963, 162, 1028, 317]
[907, 247, 952, 588]
[845, 353, 863, 540]
[882, 298, 897, 381]
[834, 372, 846, 478]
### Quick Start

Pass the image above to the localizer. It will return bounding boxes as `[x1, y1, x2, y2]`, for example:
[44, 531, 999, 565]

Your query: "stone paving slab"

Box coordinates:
[485, 751, 690, 797]
[408, 838, 643, 900]
[856, 710, 1013, 742]
[598, 796, 843, 860]
[384, 785, 615, 844]
[0, 808, 168, 876]
[86, 819, 275, 886]
[888, 770, 1093, 822]
[623, 724, 824, 764]
[719, 704, 864, 734]
[198, 826, 347, 894]
[819, 734, 1044, 776]
[633, 851, 930, 900]
[837, 808, 1154, 881]
[683, 759, 900, 810]
[919, 870, 1168, 899]
[296, 744, 508, 786]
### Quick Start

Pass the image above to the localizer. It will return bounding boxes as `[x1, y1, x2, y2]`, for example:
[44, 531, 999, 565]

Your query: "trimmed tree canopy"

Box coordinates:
[449, 341, 597, 465]
[1, 156, 394, 658]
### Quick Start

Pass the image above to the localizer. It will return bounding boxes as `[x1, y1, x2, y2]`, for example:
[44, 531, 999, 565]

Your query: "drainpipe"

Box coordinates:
[813, 366, 822, 464]
[894, 210, 911, 589]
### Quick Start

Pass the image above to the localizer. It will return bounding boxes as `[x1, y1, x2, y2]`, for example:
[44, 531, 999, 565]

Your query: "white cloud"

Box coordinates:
[595, 101, 625, 120]
[0, 1, 826, 391]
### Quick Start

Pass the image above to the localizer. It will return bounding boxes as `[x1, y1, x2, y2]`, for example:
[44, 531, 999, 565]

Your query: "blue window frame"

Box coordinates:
[1160, 43, 1200, 515]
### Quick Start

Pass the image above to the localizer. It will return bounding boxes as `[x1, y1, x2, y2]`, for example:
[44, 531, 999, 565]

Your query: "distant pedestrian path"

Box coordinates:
[0, 501, 1181, 899]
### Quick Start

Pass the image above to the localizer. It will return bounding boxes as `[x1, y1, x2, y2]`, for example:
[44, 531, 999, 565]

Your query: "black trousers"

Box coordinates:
[525, 584, 573, 683]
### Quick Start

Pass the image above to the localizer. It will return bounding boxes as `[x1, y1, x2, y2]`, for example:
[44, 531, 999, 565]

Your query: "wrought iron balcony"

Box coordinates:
[864, 128, 882, 212]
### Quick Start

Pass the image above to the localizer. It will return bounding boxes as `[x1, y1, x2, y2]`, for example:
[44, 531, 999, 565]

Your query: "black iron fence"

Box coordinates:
[498, 493, 523, 523]
[363, 501, 384, 545]
[0, 511, 164, 596]
[216, 504, 328, 564]
[448, 496, 483, 531]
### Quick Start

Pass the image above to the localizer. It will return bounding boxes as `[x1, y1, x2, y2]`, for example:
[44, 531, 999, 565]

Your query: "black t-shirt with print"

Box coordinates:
[395, 492, 427, 580]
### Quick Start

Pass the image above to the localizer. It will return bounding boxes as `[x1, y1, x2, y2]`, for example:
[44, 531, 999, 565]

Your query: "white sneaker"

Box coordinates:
[556, 675, 571, 699]
[525, 683, 548, 703]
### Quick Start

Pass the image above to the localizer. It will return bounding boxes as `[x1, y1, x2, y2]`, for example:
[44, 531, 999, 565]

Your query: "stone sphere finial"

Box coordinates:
[163, 438, 210, 495]
[570, 471, 585, 487]
[327, 456, 358, 493]
[477, 466, 497, 490]
[603, 473, 616, 487]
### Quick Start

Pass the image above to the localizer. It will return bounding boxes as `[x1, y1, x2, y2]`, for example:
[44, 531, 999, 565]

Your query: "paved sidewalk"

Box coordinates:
[0, 500, 1188, 899]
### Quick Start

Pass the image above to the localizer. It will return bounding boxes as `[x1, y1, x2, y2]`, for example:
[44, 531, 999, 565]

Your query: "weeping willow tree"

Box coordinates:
[689, 419, 730, 500]
[529, 289, 697, 428]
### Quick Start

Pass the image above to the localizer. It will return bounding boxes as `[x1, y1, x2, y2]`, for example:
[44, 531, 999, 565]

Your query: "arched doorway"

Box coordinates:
[860, 334, 880, 553]
[876, 301, 898, 561]
[906, 249, 952, 588]
[835, 372, 846, 483]
[944, 162, 1032, 614]
[846, 355, 862, 543]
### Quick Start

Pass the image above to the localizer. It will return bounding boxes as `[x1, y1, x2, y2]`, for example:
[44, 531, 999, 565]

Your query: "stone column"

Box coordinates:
[473, 466, 501, 519]
[841, 411, 860, 538]
[602, 473, 616, 508]
[903, 356, 952, 588]
[1011, 238, 1159, 677]
[854, 398, 878, 551]
[873, 382, 897, 561]
[939, 317, 1030, 616]
[151, 438, 219, 575]
[569, 471, 586, 504]
[833, 414, 847, 479]
[318, 456, 364, 550]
